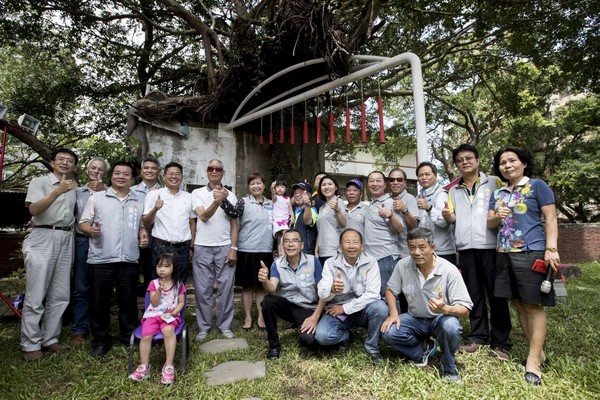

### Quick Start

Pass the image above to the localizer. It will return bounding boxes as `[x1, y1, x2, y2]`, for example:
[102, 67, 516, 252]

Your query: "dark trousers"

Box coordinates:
[261, 295, 316, 349]
[459, 249, 511, 351]
[151, 240, 190, 283]
[438, 253, 457, 266]
[89, 262, 139, 348]
[140, 247, 153, 292]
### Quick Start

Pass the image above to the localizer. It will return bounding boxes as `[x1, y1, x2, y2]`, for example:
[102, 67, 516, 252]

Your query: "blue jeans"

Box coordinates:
[151, 241, 190, 283]
[377, 255, 397, 298]
[315, 299, 389, 354]
[383, 313, 462, 374]
[71, 236, 90, 335]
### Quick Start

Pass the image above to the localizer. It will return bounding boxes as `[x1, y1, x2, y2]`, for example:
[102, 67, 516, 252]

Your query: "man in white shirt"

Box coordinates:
[143, 162, 196, 283]
[191, 159, 238, 340]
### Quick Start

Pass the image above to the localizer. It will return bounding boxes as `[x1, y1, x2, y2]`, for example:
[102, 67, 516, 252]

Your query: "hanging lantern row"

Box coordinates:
[259, 83, 386, 145]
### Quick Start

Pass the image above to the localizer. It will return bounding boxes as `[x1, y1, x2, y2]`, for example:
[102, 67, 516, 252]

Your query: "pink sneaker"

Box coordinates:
[129, 364, 151, 381]
[161, 364, 175, 384]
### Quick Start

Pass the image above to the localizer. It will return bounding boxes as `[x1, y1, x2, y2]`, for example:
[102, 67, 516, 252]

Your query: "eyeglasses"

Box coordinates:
[207, 166, 224, 173]
[54, 157, 76, 164]
[388, 177, 404, 183]
[282, 238, 302, 244]
[455, 156, 476, 164]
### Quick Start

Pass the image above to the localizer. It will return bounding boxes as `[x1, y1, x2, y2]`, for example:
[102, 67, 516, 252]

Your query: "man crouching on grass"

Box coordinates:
[381, 227, 472, 382]
[258, 229, 326, 360]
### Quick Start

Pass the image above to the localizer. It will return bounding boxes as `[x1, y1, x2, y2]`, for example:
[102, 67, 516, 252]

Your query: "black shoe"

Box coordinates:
[283, 321, 297, 330]
[369, 352, 384, 365]
[335, 341, 351, 355]
[91, 344, 111, 358]
[267, 347, 280, 360]
[524, 371, 541, 385]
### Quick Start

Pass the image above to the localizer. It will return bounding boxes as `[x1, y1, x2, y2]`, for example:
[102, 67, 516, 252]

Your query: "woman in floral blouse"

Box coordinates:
[487, 146, 560, 386]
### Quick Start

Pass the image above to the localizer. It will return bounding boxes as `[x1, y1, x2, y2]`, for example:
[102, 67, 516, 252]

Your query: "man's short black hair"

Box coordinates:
[407, 227, 434, 245]
[110, 161, 137, 177]
[51, 148, 78, 165]
[416, 162, 438, 176]
[164, 162, 183, 174]
[452, 144, 479, 163]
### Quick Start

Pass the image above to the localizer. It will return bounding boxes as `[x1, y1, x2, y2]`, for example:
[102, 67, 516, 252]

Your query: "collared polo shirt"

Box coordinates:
[363, 193, 400, 260]
[144, 187, 196, 243]
[26, 173, 76, 227]
[191, 185, 237, 246]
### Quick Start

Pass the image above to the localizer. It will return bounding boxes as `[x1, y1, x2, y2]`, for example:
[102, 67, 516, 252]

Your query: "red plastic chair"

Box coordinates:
[127, 292, 189, 374]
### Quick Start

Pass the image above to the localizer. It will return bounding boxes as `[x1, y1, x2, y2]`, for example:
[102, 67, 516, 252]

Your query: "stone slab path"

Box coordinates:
[205, 360, 266, 386]
[199, 338, 249, 354]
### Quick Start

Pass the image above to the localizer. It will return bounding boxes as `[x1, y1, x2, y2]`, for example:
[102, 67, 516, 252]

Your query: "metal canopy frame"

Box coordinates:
[223, 52, 428, 163]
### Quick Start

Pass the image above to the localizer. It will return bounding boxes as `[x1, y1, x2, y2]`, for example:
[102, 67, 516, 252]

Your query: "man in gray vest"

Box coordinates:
[79, 161, 149, 357]
[416, 162, 456, 265]
[443, 144, 511, 360]
[258, 229, 325, 359]
[21, 148, 78, 361]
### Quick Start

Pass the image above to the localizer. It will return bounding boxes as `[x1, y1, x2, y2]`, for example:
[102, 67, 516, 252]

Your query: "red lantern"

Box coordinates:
[329, 112, 335, 143]
[360, 101, 367, 143]
[303, 120, 308, 144]
[290, 125, 295, 144]
[316, 117, 321, 144]
[378, 97, 385, 143]
[345, 107, 351, 143]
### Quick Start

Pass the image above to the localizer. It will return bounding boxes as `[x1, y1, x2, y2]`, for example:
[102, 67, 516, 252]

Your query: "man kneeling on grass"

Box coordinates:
[381, 227, 472, 381]
[315, 229, 389, 364]
[258, 229, 325, 360]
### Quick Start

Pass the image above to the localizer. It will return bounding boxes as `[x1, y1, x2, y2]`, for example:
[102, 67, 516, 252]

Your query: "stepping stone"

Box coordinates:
[205, 361, 266, 386]
[199, 338, 249, 354]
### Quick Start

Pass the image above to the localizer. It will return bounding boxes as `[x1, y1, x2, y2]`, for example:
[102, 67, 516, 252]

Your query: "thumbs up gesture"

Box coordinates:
[258, 260, 269, 283]
[155, 194, 164, 210]
[57, 174, 76, 194]
[442, 201, 454, 222]
[428, 290, 447, 314]
[495, 201, 511, 220]
[332, 270, 344, 294]
[327, 195, 339, 211]
[378, 204, 392, 219]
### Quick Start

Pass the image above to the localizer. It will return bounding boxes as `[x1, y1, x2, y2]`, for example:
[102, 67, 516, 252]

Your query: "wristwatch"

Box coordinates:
[546, 247, 557, 252]
[402, 209, 409, 215]
[231, 246, 238, 251]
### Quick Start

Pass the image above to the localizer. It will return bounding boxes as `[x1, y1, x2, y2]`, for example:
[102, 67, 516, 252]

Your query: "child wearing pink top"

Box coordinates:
[271, 180, 295, 255]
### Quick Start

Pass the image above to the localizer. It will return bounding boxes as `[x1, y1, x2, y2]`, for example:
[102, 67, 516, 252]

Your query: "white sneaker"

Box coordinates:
[195, 331, 209, 341]
[220, 329, 234, 339]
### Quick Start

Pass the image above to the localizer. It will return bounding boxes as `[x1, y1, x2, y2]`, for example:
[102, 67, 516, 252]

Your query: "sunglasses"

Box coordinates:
[388, 177, 404, 183]
[207, 166, 224, 173]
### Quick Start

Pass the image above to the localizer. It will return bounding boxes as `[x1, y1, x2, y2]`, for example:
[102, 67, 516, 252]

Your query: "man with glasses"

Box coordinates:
[442, 144, 512, 361]
[258, 229, 325, 359]
[21, 148, 78, 361]
[143, 162, 196, 283]
[315, 229, 389, 364]
[191, 159, 238, 340]
[388, 168, 419, 258]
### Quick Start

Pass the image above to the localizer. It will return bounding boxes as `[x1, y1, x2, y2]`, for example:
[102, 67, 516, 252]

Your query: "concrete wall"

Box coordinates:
[144, 121, 238, 191]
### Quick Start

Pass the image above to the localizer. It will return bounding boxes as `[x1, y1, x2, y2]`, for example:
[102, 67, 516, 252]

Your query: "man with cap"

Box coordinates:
[291, 182, 319, 255]
[344, 178, 368, 237]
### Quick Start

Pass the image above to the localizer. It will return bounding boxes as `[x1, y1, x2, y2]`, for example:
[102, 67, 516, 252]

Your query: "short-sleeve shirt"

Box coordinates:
[387, 255, 473, 319]
[144, 188, 196, 243]
[25, 173, 76, 227]
[363, 193, 401, 260]
[142, 279, 186, 318]
[191, 186, 237, 246]
[488, 177, 555, 252]
[344, 201, 368, 238]
[316, 198, 346, 258]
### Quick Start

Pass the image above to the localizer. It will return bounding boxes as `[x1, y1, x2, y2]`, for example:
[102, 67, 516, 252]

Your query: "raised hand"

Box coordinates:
[392, 197, 406, 212]
[332, 270, 344, 294]
[428, 290, 447, 314]
[258, 260, 269, 283]
[442, 201, 453, 222]
[327, 196, 339, 211]
[378, 204, 391, 219]
[155, 194, 164, 210]
[57, 174, 76, 194]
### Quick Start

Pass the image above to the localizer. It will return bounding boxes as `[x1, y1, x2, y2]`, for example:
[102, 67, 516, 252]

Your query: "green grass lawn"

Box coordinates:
[1, 262, 599, 400]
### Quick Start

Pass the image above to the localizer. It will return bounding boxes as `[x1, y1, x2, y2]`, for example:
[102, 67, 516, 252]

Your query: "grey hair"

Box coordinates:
[86, 157, 110, 171]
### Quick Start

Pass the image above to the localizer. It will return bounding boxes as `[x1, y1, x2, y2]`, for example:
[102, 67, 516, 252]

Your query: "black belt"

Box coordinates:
[153, 237, 188, 248]
[35, 225, 74, 231]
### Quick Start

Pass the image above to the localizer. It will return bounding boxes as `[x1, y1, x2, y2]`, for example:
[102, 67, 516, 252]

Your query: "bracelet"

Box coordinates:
[546, 247, 557, 252]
